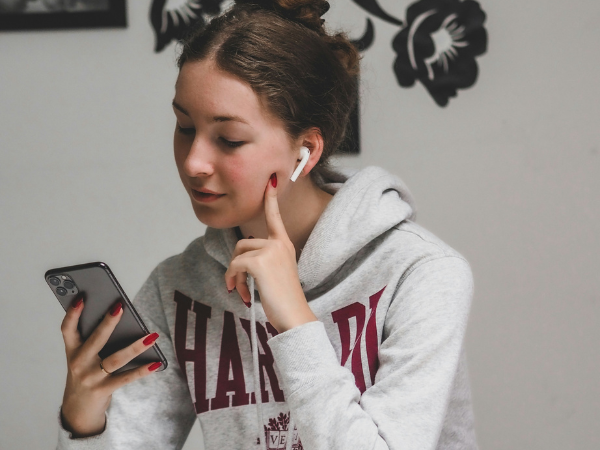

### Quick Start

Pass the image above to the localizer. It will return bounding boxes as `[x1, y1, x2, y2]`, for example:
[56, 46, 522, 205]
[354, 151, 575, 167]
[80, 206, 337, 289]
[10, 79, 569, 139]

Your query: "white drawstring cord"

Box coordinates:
[249, 274, 268, 450]
[285, 416, 296, 450]
[249, 274, 296, 450]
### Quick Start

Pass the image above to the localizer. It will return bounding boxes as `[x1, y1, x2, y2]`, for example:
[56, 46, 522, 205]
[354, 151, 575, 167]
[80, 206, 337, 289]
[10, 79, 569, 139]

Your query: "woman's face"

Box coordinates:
[173, 58, 298, 229]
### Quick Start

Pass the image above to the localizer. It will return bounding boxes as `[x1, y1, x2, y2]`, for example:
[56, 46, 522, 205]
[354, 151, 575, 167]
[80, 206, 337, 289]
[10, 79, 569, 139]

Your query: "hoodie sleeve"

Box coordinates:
[56, 266, 198, 450]
[266, 256, 475, 450]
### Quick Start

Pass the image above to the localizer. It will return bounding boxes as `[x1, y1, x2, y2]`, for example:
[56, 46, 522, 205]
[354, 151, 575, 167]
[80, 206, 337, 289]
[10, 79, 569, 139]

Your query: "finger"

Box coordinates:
[224, 250, 261, 291]
[225, 239, 264, 290]
[61, 296, 85, 356]
[229, 239, 264, 264]
[98, 331, 160, 375]
[235, 271, 251, 305]
[79, 300, 124, 358]
[264, 172, 289, 240]
[100, 360, 163, 394]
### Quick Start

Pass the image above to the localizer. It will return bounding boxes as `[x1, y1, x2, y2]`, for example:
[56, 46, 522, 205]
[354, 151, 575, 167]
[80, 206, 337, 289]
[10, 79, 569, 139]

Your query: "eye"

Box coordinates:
[176, 124, 195, 136]
[220, 137, 244, 148]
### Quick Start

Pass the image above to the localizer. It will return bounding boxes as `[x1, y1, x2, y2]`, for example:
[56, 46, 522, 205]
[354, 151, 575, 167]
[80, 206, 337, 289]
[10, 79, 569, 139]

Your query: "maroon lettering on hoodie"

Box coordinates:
[173, 290, 282, 414]
[173, 290, 211, 413]
[172, 287, 383, 413]
[366, 286, 386, 385]
[331, 286, 385, 394]
[212, 311, 250, 410]
[239, 318, 285, 404]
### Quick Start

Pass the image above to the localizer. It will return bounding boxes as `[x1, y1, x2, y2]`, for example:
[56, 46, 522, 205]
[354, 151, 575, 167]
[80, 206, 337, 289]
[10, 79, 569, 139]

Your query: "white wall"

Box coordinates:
[1, 1, 598, 449]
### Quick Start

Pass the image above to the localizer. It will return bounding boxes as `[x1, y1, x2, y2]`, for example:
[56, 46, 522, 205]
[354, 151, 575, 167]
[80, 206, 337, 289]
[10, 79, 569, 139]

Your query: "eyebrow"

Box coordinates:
[171, 99, 250, 125]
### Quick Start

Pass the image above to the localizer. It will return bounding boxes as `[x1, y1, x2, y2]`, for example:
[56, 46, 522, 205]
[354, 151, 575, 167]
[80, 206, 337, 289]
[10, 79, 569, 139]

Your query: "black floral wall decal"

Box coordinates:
[353, 0, 403, 28]
[391, 0, 487, 106]
[150, 0, 225, 53]
[349, 0, 487, 106]
[349, 17, 375, 52]
[151, 0, 488, 108]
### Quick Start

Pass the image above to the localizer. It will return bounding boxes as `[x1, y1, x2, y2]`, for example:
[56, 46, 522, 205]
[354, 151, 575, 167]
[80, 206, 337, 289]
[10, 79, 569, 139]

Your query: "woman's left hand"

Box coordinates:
[224, 173, 318, 333]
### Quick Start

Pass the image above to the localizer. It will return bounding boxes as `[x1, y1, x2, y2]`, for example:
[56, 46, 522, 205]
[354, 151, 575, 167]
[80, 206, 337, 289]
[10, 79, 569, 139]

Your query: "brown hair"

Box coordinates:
[175, 0, 361, 183]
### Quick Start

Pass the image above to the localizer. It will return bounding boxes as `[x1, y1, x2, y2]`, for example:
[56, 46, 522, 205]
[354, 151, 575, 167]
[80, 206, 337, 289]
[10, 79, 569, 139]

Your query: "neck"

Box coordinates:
[237, 176, 333, 261]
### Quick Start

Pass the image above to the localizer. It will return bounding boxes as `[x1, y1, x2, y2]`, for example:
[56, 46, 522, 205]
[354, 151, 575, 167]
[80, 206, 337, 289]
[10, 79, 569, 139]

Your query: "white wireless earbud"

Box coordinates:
[290, 146, 310, 182]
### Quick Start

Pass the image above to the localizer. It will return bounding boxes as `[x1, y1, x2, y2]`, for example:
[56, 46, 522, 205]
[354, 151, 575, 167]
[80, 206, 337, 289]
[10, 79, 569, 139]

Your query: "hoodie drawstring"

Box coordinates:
[285, 417, 296, 450]
[248, 274, 268, 450]
[248, 274, 296, 450]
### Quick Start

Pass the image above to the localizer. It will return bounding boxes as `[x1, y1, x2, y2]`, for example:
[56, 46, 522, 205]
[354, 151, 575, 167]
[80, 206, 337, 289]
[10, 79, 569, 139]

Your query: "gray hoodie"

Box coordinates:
[56, 165, 478, 450]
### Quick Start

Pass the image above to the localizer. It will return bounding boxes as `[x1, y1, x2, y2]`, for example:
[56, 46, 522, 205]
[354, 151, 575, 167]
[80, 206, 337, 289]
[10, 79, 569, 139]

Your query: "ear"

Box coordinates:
[295, 127, 324, 178]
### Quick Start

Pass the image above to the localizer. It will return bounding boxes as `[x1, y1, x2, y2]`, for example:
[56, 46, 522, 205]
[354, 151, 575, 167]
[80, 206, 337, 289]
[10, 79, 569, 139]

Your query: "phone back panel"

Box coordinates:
[46, 262, 167, 373]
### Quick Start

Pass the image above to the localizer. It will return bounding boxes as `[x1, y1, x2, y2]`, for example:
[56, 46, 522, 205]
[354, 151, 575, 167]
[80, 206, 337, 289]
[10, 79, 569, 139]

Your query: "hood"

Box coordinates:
[202, 165, 416, 450]
[203, 165, 417, 292]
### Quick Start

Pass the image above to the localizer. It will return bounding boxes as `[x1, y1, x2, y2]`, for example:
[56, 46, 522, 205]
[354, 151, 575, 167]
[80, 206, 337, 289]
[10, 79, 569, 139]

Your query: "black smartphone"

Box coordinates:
[45, 262, 168, 374]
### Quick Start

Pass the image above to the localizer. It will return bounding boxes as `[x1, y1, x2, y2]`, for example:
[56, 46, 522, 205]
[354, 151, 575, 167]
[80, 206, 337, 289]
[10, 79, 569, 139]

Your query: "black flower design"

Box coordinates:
[150, 0, 225, 53]
[391, 0, 487, 106]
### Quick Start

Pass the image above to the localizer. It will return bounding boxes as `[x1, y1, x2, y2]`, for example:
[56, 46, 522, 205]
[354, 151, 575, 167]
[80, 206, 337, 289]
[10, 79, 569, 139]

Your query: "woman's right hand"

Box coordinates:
[59, 297, 162, 438]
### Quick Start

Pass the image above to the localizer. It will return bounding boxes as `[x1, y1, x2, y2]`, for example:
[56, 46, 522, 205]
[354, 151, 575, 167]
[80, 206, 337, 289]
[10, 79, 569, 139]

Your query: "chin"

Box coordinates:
[191, 204, 242, 230]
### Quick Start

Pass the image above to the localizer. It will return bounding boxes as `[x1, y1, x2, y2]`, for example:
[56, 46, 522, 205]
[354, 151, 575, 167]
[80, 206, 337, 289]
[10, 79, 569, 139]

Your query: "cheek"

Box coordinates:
[225, 155, 268, 199]
[228, 141, 287, 191]
[222, 145, 285, 214]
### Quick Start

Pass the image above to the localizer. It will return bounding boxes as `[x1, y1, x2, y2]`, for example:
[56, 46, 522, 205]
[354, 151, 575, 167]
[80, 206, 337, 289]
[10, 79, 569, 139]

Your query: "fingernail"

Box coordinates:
[244, 301, 252, 308]
[148, 362, 162, 371]
[71, 297, 83, 309]
[110, 301, 122, 316]
[228, 288, 232, 293]
[143, 332, 159, 346]
[270, 173, 277, 188]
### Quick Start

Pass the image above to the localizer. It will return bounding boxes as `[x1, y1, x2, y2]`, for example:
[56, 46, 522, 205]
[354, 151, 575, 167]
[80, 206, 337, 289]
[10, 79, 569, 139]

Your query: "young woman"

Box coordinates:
[56, 0, 478, 449]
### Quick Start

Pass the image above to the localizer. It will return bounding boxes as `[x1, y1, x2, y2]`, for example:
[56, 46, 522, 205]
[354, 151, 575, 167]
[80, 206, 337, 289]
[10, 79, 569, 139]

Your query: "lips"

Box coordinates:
[191, 188, 225, 203]
[191, 187, 223, 195]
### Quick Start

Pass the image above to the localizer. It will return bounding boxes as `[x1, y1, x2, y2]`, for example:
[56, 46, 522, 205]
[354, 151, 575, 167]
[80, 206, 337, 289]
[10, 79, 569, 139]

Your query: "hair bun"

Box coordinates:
[236, 0, 330, 32]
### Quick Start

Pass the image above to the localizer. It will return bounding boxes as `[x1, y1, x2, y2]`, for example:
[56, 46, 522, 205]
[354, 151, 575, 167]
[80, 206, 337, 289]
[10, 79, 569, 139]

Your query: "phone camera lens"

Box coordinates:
[56, 287, 68, 296]
[63, 280, 75, 290]
[49, 277, 60, 286]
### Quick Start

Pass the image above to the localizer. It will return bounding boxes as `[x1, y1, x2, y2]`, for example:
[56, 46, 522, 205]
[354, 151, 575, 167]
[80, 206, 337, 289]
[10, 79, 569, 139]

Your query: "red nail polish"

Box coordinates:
[228, 288, 232, 293]
[143, 332, 159, 346]
[110, 301, 122, 316]
[71, 297, 83, 309]
[148, 362, 162, 371]
[270, 173, 277, 188]
[244, 301, 251, 308]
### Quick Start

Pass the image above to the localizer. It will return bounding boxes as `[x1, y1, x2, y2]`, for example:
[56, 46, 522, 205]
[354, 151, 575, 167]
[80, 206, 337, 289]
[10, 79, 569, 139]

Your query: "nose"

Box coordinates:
[183, 138, 215, 177]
